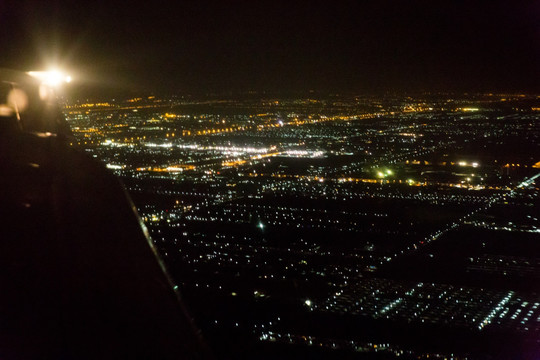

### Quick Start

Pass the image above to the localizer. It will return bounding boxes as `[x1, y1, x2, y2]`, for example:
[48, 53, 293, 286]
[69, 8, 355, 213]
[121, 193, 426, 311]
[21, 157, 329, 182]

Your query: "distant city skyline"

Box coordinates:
[1, 0, 539, 96]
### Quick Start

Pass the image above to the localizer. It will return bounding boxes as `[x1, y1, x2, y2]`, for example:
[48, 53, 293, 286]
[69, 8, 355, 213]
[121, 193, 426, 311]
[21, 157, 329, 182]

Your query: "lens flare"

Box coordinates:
[27, 70, 72, 86]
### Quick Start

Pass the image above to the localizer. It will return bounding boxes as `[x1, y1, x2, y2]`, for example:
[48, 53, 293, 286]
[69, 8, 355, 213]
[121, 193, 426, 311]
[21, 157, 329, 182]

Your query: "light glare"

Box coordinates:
[27, 70, 72, 87]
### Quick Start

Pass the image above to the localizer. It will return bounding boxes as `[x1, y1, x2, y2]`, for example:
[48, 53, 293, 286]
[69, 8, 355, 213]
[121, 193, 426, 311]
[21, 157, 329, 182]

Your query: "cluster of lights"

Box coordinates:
[284, 150, 325, 158]
[376, 298, 403, 317]
[477, 291, 514, 330]
[376, 169, 393, 178]
[457, 161, 479, 168]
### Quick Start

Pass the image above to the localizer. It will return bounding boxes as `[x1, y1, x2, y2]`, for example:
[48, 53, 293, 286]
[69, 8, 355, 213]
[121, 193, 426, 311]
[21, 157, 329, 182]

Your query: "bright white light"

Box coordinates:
[305, 299, 312, 306]
[284, 150, 324, 158]
[27, 70, 72, 87]
[258, 222, 265, 230]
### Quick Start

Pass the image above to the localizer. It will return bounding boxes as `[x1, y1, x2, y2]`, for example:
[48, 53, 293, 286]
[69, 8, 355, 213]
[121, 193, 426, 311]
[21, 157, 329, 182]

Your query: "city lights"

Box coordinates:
[66, 93, 540, 359]
[2, 0, 539, 358]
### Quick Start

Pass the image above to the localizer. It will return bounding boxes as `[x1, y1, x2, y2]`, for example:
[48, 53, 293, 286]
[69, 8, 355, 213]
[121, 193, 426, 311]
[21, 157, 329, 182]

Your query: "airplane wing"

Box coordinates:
[0, 69, 210, 359]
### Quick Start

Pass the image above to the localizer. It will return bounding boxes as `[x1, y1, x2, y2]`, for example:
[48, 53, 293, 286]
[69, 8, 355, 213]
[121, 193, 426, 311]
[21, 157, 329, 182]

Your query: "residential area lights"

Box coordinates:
[65, 93, 540, 359]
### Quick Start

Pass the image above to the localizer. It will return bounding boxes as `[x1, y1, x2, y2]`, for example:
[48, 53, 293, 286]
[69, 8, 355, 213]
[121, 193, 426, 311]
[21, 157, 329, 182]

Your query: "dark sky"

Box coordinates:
[1, 0, 539, 95]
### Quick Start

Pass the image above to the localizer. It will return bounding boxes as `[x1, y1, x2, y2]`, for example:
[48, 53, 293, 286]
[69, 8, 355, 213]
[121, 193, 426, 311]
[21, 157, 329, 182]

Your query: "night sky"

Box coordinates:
[1, 0, 539, 95]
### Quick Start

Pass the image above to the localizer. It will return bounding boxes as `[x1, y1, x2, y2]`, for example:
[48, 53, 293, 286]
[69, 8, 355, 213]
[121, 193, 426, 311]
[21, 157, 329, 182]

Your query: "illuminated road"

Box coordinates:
[381, 171, 540, 266]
